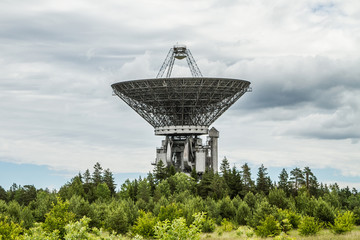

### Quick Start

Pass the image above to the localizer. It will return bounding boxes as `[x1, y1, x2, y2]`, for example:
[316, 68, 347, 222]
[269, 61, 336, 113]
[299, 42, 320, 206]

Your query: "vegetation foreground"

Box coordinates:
[1, 159, 360, 239]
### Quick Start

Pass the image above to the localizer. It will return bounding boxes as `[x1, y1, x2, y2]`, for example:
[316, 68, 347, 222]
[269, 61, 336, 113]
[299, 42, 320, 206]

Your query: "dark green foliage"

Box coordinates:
[290, 167, 305, 192]
[249, 199, 276, 228]
[0, 186, 7, 201]
[104, 201, 129, 234]
[241, 163, 255, 195]
[268, 188, 289, 209]
[103, 168, 116, 196]
[153, 160, 168, 183]
[68, 195, 91, 220]
[278, 168, 290, 196]
[314, 198, 335, 224]
[235, 200, 251, 225]
[1, 160, 360, 238]
[256, 164, 272, 195]
[219, 196, 236, 220]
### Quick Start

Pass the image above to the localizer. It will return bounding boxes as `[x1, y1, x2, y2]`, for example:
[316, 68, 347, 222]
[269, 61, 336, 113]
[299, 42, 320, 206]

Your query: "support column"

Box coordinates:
[209, 127, 219, 173]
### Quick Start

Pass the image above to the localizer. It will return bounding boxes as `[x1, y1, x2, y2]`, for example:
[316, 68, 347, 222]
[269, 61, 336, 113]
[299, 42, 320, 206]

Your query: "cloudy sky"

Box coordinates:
[1, 0, 359, 190]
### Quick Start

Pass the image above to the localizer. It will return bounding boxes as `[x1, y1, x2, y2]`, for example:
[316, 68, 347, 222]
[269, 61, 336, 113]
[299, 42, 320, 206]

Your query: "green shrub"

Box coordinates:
[132, 210, 158, 238]
[314, 198, 335, 224]
[201, 215, 216, 233]
[154, 212, 205, 240]
[220, 218, 234, 232]
[64, 216, 91, 240]
[330, 211, 355, 234]
[0, 216, 24, 240]
[298, 216, 321, 236]
[158, 202, 182, 222]
[255, 214, 281, 237]
[43, 197, 76, 239]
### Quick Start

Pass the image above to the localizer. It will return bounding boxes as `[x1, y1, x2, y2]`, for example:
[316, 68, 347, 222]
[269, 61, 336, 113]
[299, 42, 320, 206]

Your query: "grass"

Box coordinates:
[200, 226, 360, 240]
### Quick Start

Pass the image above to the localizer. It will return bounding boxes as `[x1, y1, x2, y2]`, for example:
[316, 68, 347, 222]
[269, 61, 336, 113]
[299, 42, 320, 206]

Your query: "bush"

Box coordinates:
[201, 216, 216, 233]
[255, 215, 281, 237]
[43, 197, 76, 239]
[330, 211, 355, 234]
[314, 198, 335, 224]
[132, 210, 158, 238]
[0, 216, 24, 239]
[220, 218, 234, 232]
[64, 216, 91, 240]
[298, 216, 321, 236]
[235, 201, 251, 225]
[154, 212, 205, 240]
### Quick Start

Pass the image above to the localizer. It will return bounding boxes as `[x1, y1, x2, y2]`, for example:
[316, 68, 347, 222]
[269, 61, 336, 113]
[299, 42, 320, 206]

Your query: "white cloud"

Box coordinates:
[0, 0, 359, 186]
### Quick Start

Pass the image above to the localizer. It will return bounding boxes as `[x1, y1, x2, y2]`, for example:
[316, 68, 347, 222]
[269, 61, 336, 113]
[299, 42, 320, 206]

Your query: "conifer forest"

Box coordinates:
[1, 159, 360, 239]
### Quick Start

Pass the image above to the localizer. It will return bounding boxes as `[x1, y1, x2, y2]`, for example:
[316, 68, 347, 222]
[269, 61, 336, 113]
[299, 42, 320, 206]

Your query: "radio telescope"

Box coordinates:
[111, 45, 251, 174]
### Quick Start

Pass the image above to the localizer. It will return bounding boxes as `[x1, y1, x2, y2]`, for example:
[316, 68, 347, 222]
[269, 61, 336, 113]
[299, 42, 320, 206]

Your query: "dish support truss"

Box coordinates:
[156, 44, 203, 78]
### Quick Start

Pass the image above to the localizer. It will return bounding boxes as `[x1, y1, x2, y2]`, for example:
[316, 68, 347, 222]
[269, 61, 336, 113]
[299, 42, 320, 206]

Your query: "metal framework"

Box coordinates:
[111, 77, 251, 128]
[111, 44, 251, 174]
[156, 45, 203, 78]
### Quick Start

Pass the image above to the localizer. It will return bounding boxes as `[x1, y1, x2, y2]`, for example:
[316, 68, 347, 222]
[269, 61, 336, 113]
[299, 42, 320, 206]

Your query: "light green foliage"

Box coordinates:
[275, 208, 300, 230]
[24, 223, 60, 240]
[0, 216, 24, 240]
[255, 214, 281, 237]
[132, 210, 158, 238]
[168, 172, 196, 194]
[158, 203, 182, 222]
[43, 197, 76, 238]
[220, 218, 234, 232]
[64, 216, 91, 240]
[201, 215, 215, 233]
[154, 212, 205, 240]
[330, 211, 355, 234]
[298, 216, 321, 236]
[273, 232, 296, 240]
[236, 226, 254, 237]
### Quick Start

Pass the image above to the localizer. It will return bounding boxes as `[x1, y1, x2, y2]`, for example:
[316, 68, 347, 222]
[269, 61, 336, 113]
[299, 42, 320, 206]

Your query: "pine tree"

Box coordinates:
[241, 163, 255, 195]
[103, 168, 116, 196]
[303, 167, 318, 196]
[256, 164, 271, 195]
[92, 162, 103, 186]
[278, 168, 290, 196]
[153, 160, 168, 183]
[290, 167, 304, 192]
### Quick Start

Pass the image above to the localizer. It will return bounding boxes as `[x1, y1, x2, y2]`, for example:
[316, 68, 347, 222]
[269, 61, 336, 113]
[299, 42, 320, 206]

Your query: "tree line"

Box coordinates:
[0, 159, 359, 239]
